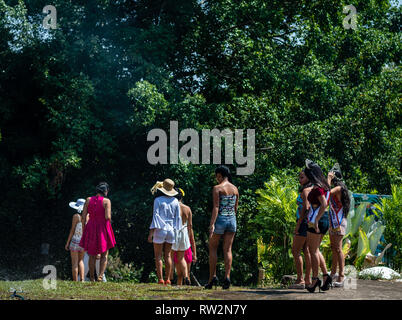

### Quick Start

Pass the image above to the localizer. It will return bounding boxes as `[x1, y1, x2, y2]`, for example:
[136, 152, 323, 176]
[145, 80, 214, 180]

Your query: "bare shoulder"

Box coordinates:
[103, 198, 111, 205]
[331, 186, 342, 194]
[72, 213, 80, 222]
[182, 203, 191, 213]
[212, 185, 221, 195]
[302, 187, 312, 197]
[86, 197, 91, 203]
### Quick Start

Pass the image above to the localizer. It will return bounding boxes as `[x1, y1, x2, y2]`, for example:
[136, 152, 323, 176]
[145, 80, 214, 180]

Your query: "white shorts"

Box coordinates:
[153, 228, 175, 244]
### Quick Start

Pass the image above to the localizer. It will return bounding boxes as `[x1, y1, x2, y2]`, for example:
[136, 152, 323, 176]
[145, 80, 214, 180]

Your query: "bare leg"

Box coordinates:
[98, 250, 108, 280]
[292, 235, 306, 284]
[78, 251, 85, 282]
[330, 234, 344, 281]
[163, 243, 173, 282]
[306, 232, 326, 287]
[302, 241, 312, 285]
[208, 234, 221, 282]
[70, 251, 79, 281]
[223, 232, 235, 280]
[175, 251, 187, 285]
[318, 251, 328, 274]
[186, 261, 192, 284]
[170, 252, 176, 281]
[88, 254, 96, 281]
[153, 243, 164, 281]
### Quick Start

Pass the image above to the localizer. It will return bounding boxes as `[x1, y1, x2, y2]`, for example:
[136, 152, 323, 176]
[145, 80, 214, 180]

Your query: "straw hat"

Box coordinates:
[151, 179, 178, 197]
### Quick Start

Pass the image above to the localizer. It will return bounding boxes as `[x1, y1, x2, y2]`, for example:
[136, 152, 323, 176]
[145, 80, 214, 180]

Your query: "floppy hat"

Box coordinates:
[69, 198, 86, 213]
[150, 179, 178, 197]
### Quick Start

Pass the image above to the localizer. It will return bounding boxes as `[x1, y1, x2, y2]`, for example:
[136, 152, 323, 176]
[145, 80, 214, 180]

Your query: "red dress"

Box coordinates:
[79, 196, 116, 255]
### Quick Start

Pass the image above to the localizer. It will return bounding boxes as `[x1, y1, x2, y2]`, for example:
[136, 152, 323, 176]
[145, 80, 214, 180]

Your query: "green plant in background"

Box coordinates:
[107, 253, 143, 283]
[344, 201, 386, 269]
[253, 175, 297, 282]
[375, 185, 402, 272]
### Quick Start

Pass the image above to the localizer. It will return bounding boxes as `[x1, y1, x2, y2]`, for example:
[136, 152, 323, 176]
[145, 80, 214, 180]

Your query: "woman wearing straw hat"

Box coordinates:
[148, 179, 182, 285]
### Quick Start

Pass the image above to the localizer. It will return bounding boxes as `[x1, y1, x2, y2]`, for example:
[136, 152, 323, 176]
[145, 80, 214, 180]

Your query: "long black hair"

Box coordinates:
[331, 168, 351, 217]
[304, 160, 330, 191]
[96, 182, 110, 197]
[215, 165, 232, 183]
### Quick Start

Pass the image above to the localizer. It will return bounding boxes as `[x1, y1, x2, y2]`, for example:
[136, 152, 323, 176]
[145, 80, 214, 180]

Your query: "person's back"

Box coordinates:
[179, 203, 189, 224]
[215, 181, 238, 216]
[87, 195, 106, 222]
[152, 195, 181, 231]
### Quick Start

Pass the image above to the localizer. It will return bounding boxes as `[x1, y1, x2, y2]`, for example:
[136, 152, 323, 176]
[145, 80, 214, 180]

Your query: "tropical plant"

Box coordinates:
[375, 185, 402, 272]
[253, 175, 298, 281]
[344, 201, 386, 269]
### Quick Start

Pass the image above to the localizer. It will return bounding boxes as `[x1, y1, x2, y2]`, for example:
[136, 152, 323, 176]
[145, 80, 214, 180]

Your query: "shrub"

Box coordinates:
[107, 253, 143, 283]
[253, 175, 297, 282]
[377, 185, 402, 272]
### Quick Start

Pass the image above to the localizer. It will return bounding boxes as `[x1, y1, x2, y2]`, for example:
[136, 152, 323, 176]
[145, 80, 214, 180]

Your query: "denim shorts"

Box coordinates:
[214, 214, 237, 234]
[297, 219, 308, 237]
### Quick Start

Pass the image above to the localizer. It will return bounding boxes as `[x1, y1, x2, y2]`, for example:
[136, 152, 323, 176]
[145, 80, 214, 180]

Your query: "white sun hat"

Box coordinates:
[69, 198, 86, 213]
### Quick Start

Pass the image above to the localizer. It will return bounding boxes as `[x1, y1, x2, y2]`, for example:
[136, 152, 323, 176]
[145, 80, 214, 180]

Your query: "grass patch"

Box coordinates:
[0, 280, 255, 300]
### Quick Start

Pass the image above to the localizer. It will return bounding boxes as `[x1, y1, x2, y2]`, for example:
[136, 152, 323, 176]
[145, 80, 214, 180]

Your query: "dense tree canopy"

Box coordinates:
[0, 0, 400, 283]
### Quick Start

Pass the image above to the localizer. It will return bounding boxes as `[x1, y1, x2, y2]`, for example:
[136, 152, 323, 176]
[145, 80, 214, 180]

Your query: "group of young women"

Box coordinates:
[291, 160, 350, 292]
[65, 166, 238, 289]
[148, 165, 238, 289]
[65, 161, 349, 293]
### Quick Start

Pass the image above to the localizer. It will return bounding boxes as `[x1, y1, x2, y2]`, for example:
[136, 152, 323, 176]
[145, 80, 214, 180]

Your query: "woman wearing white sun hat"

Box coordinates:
[67, 199, 107, 282]
[65, 198, 86, 281]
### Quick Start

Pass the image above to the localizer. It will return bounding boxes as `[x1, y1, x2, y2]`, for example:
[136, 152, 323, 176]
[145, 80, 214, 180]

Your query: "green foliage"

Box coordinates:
[254, 175, 297, 281]
[107, 253, 143, 283]
[377, 185, 402, 272]
[0, 0, 400, 285]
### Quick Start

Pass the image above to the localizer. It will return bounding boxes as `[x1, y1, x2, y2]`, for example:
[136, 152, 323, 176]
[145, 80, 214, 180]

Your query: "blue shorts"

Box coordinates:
[214, 214, 237, 234]
[297, 219, 308, 237]
[153, 228, 175, 244]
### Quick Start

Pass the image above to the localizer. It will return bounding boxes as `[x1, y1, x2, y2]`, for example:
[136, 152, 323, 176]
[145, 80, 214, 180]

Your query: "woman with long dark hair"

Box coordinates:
[79, 182, 116, 281]
[205, 165, 239, 290]
[328, 164, 351, 287]
[304, 160, 332, 292]
[289, 170, 312, 289]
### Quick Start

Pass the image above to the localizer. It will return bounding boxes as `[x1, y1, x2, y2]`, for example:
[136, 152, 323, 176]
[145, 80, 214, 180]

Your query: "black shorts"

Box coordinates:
[297, 219, 308, 237]
[307, 212, 329, 235]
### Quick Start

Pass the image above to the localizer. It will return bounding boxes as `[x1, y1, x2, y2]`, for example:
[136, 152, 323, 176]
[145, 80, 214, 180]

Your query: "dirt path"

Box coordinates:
[208, 280, 402, 300]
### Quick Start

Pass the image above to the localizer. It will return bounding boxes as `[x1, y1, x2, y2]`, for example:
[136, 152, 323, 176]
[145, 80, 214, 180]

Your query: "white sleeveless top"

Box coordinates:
[172, 222, 191, 251]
